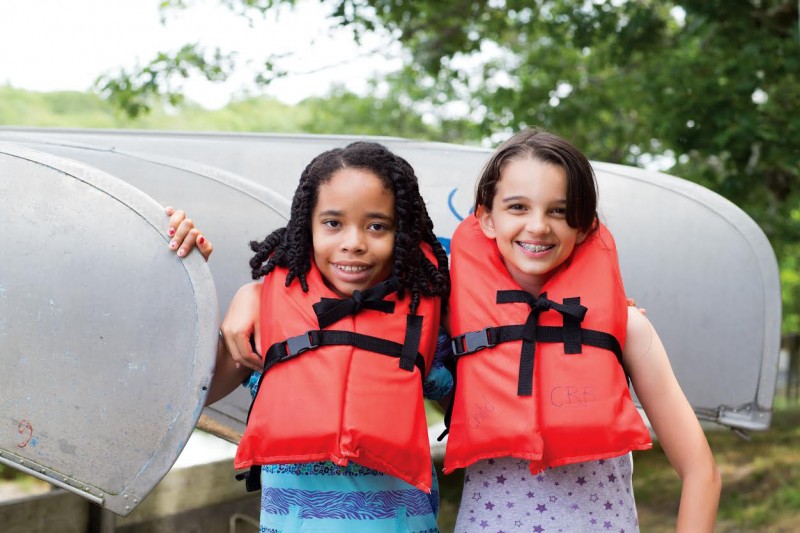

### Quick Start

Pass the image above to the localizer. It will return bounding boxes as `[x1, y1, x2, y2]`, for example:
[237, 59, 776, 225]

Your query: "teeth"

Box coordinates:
[336, 264, 368, 273]
[518, 242, 553, 253]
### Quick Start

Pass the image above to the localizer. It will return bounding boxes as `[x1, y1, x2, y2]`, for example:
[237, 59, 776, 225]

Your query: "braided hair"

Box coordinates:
[249, 141, 449, 313]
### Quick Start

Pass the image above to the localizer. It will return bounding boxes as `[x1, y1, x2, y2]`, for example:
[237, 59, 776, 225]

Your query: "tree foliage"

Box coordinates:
[0, 84, 445, 139]
[97, 0, 800, 330]
[95, 44, 236, 118]
[323, 2, 800, 217]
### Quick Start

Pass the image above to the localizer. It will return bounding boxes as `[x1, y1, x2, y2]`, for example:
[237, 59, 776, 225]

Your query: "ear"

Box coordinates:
[576, 230, 587, 245]
[477, 206, 497, 239]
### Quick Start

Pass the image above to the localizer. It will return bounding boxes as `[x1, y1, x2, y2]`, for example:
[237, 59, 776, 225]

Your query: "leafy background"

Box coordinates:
[2, 1, 800, 530]
[6, 0, 800, 332]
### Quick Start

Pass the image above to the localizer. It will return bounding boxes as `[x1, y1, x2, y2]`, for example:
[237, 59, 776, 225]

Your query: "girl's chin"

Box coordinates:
[323, 267, 394, 297]
[327, 277, 374, 297]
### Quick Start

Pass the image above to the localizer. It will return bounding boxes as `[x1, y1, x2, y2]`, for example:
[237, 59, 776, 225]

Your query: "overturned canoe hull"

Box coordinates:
[0, 128, 782, 514]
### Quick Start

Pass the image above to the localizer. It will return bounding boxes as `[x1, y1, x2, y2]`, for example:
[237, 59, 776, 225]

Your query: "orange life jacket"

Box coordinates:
[444, 216, 651, 475]
[234, 254, 441, 493]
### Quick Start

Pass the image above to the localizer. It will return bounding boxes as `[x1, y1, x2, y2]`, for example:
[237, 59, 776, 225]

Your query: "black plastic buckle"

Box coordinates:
[235, 466, 262, 493]
[452, 328, 494, 356]
[284, 330, 319, 359]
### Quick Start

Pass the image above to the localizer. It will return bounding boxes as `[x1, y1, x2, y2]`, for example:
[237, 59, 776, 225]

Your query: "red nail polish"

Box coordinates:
[168, 228, 175, 236]
[198, 236, 205, 245]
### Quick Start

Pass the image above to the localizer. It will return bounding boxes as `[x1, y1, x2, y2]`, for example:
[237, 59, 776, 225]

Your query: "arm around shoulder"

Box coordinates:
[205, 335, 252, 406]
[205, 281, 265, 405]
[624, 308, 721, 533]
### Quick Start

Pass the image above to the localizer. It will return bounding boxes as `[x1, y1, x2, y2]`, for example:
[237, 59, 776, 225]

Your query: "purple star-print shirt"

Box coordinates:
[454, 454, 639, 532]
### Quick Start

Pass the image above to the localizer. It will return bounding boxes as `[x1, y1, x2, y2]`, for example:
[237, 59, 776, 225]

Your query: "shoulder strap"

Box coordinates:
[450, 291, 621, 396]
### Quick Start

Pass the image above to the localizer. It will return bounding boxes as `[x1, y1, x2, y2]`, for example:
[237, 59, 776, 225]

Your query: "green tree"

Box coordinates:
[298, 79, 481, 142]
[98, 0, 800, 330]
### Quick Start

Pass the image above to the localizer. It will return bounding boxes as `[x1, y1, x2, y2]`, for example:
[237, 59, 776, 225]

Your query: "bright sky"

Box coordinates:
[0, 0, 402, 108]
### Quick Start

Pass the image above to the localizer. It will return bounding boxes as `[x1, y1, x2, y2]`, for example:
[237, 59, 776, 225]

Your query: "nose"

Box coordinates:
[341, 226, 366, 253]
[525, 211, 550, 235]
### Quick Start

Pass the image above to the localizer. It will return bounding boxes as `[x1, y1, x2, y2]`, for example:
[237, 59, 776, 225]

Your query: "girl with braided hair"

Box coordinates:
[205, 141, 452, 532]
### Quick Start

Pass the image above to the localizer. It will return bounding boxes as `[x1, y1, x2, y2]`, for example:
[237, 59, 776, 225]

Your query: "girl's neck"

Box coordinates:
[503, 261, 550, 297]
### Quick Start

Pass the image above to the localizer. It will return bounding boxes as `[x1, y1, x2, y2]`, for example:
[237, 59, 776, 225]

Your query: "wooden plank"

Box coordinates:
[116, 459, 254, 526]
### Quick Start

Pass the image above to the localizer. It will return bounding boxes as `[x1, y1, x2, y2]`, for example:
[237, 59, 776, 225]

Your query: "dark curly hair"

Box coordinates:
[249, 141, 449, 314]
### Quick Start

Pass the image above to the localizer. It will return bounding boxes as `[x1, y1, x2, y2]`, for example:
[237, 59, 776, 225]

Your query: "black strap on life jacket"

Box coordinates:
[451, 291, 622, 395]
[437, 345, 458, 442]
[261, 323, 426, 375]
[312, 278, 400, 329]
[237, 280, 427, 490]
[259, 276, 423, 373]
[439, 291, 623, 440]
[235, 466, 263, 492]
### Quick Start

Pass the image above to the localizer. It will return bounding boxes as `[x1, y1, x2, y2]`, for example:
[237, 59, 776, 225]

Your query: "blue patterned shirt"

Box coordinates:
[245, 329, 453, 532]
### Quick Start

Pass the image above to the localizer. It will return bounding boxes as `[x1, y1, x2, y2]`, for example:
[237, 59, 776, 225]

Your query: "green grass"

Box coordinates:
[629, 405, 800, 532]
[425, 399, 445, 426]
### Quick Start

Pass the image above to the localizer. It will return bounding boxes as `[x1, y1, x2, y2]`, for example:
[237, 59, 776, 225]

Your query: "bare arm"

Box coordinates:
[205, 281, 264, 405]
[205, 335, 253, 406]
[624, 307, 721, 532]
[163, 207, 258, 404]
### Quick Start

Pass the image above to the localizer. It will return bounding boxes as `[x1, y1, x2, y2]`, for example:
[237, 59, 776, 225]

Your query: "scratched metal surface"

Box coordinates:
[592, 162, 781, 430]
[0, 143, 218, 515]
[0, 128, 782, 440]
[0, 136, 292, 439]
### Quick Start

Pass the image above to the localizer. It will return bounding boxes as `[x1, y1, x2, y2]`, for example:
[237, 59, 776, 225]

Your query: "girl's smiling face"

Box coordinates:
[479, 157, 586, 295]
[311, 167, 396, 297]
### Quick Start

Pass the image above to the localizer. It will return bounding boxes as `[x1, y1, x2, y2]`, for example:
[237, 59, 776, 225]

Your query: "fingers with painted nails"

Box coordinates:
[165, 206, 213, 261]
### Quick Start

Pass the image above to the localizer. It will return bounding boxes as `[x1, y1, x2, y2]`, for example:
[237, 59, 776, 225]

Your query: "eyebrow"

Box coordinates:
[499, 195, 567, 204]
[368, 213, 395, 221]
[499, 195, 528, 203]
[317, 209, 394, 221]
